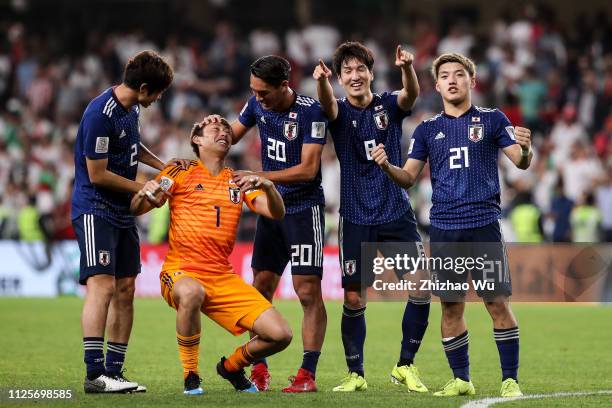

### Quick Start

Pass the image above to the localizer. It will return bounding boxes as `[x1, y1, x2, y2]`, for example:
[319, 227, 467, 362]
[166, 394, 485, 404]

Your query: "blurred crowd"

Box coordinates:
[0, 2, 610, 245]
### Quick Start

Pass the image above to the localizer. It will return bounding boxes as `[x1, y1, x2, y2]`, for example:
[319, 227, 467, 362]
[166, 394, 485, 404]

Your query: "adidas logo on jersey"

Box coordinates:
[119, 129, 126, 138]
[435, 132, 445, 140]
[194, 184, 204, 191]
[260, 116, 266, 124]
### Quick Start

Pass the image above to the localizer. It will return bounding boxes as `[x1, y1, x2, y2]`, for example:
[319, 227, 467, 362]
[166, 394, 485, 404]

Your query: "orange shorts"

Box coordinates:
[160, 270, 272, 336]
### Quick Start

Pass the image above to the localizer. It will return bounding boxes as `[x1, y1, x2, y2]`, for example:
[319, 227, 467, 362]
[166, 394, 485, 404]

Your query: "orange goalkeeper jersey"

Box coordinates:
[155, 161, 262, 275]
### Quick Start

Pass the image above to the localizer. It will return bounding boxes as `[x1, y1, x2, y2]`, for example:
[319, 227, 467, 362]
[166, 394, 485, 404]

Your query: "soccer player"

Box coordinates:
[314, 41, 430, 392]
[72, 50, 186, 393]
[204, 55, 327, 392]
[372, 53, 532, 397]
[130, 118, 292, 395]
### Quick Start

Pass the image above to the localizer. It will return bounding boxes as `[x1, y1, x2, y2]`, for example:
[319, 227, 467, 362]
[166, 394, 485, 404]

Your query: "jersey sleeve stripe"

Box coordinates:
[167, 165, 185, 178]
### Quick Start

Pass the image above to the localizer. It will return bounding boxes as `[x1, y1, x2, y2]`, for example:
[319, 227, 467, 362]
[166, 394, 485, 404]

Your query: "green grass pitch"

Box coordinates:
[1, 298, 611, 407]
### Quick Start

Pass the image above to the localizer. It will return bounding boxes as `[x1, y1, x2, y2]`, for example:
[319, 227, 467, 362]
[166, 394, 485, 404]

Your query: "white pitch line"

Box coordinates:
[460, 390, 612, 408]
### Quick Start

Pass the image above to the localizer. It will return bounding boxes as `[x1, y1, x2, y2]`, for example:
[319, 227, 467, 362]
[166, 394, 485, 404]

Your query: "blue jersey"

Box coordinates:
[238, 93, 327, 214]
[72, 87, 141, 228]
[329, 91, 412, 225]
[408, 105, 517, 230]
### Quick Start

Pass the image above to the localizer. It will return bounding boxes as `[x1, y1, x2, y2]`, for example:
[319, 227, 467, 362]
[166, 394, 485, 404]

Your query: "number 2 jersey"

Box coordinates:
[155, 161, 262, 276]
[238, 93, 327, 214]
[408, 105, 517, 230]
[71, 87, 141, 228]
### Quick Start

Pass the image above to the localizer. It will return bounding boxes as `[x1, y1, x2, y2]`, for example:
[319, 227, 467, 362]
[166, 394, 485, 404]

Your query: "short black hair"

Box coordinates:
[332, 41, 374, 76]
[123, 50, 174, 94]
[250, 55, 291, 87]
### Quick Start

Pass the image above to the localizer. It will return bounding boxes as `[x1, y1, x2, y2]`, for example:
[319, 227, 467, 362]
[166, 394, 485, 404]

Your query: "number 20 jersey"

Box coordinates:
[238, 94, 327, 214]
[408, 105, 517, 230]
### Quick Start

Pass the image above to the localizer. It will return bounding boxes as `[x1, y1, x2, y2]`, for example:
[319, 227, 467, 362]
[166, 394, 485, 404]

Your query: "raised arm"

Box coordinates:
[313, 59, 338, 120]
[230, 120, 250, 144]
[371, 143, 426, 189]
[502, 126, 533, 170]
[395, 45, 420, 112]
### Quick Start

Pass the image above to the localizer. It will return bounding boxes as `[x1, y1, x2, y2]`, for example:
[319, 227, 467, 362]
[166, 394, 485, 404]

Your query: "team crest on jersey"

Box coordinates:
[229, 186, 241, 204]
[283, 121, 298, 141]
[373, 111, 389, 130]
[468, 124, 484, 142]
[98, 250, 110, 266]
[344, 260, 357, 276]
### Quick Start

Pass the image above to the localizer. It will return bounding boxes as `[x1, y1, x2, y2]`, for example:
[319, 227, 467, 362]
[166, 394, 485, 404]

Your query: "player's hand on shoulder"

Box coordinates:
[395, 45, 414, 68]
[371, 144, 390, 170]
[313, 59, 332, 82]
[514, 126, 531, 151]
[165, 157, 190, 170]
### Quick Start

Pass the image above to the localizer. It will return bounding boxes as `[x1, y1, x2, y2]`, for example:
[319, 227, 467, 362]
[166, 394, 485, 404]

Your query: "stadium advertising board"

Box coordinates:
[0, 241, 609, 302]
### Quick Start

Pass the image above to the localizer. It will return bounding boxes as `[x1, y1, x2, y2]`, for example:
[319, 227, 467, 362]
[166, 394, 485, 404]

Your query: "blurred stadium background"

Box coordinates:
[0, 0, 609, 300]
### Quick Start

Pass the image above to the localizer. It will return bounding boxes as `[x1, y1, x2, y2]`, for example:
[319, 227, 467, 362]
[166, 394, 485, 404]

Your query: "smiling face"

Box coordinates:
[435, 61, 475, 106]
[193, 121, 232, 158]
[338, 57, 373, 99]
[250, 74, 288, 111]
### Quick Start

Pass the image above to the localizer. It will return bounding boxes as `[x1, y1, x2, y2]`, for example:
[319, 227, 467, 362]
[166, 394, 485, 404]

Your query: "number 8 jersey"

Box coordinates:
[408, 105, 517, 230]
[238, 94, 327, 214]
[329, 92, 412, 225]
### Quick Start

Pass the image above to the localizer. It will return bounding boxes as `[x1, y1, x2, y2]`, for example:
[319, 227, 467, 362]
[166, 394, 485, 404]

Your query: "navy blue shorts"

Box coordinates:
[251, 205, 324, 277]
[72, 214, 141, 285]
[339, 210, 423, 288]
[429, 221, 512, 300]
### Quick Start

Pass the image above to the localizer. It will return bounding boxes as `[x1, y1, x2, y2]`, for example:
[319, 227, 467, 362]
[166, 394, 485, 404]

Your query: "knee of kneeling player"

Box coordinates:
[267, 324, 293, 349]
[177, 286, 205, 309]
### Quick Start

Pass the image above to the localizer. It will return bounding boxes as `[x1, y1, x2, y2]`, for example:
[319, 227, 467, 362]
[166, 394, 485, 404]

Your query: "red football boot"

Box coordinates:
[282, 368, 318, 393]
[249, 363, 271, 391]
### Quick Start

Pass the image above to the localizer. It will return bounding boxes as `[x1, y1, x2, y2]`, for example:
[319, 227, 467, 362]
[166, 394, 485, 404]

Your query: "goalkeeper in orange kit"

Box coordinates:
[130, 118, 292, 395]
